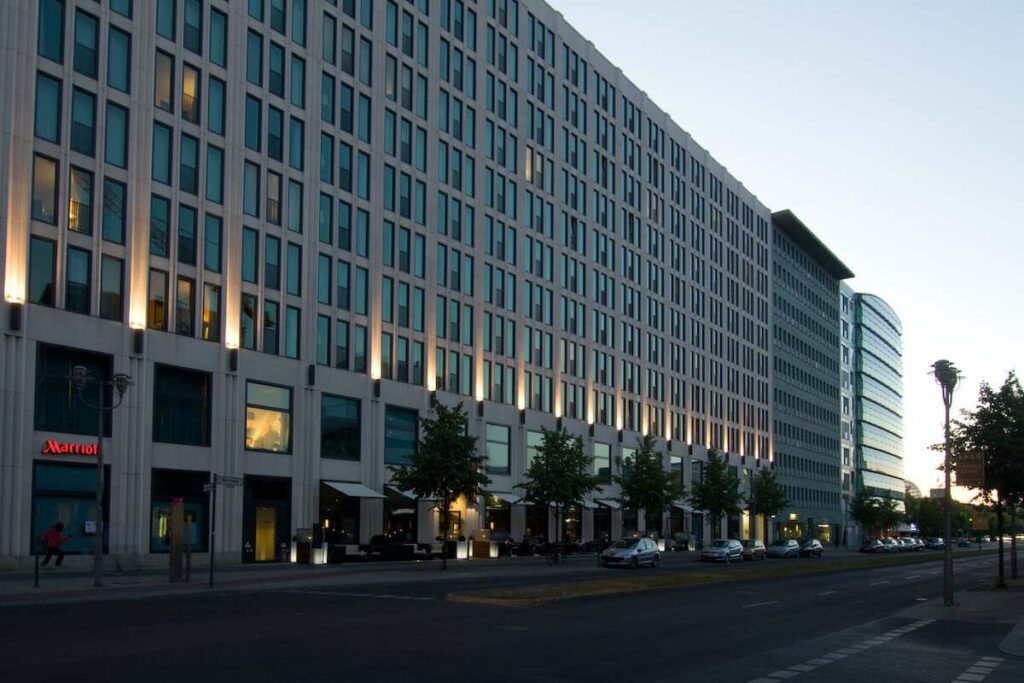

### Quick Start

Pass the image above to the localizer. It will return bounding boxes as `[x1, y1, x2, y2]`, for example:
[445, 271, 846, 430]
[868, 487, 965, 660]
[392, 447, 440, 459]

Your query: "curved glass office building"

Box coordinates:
[852, 294, 904, 504]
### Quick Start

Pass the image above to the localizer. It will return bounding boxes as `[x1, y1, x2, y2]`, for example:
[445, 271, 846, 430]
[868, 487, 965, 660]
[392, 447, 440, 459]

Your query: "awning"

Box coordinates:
[324, 481, 384, 498]
[672, 501, 693, 512]
[488, 491, 521, 505]
[386, 485, 416, 500]
[595, 498, 621, 510]
[580, 500, 598, 509]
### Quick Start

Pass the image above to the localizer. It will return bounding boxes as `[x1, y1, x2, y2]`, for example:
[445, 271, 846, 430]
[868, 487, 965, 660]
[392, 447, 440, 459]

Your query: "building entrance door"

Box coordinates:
[254, 506, 277, 561]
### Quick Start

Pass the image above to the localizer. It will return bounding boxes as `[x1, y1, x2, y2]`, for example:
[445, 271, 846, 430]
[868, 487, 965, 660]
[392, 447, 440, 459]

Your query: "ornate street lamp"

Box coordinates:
[932, 359, 959, 607]
[69, 366, 132, 587]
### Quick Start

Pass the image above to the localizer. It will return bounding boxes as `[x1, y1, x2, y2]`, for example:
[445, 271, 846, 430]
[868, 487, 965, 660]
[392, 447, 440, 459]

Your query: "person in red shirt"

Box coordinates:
[40, 522, 71, 567]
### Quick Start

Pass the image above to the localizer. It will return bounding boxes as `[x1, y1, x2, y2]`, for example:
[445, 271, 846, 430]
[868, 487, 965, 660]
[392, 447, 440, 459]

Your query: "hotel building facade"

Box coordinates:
[0, 0, 779, 568]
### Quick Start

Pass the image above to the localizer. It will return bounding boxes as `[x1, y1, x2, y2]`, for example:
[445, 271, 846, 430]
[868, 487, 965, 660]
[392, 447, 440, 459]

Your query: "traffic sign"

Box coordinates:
[202, 483, 214, 493]
[214, 475, 243, 487]
[955, 453, 985, 489]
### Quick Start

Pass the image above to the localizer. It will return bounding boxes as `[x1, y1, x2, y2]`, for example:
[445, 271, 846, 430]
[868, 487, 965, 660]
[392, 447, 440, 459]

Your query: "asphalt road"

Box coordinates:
[1, 553, 1020, 683]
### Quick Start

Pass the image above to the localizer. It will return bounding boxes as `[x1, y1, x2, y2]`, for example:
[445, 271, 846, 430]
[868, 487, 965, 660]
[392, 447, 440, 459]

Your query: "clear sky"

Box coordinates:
[549, 0, 1024, 499]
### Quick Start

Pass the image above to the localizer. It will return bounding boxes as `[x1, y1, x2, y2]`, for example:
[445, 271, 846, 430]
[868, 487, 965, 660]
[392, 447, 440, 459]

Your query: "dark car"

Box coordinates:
[860, 538, 884, 554]
[799, 539, 824, 558]
[741, 539, 766, 561]
[924, 537, 944, 550]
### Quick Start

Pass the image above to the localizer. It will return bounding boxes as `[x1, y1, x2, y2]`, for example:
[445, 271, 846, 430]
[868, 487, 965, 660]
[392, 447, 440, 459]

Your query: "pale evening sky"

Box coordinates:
[549, 0, 1023, 499]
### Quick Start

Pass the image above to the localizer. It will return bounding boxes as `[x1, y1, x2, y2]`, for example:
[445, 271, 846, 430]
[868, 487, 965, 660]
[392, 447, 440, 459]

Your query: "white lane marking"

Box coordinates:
[742, 600, 780, 608]
[788, 664, 815, 672]
[869, 580, 890, 586]
[952, 655, 1002, 682]
[767, 670, 800, 679]
[816, 590, 836, 596]
[806, 658, 831, 666]
[747, 679, 779, 683]
[905, 575, 921, 579]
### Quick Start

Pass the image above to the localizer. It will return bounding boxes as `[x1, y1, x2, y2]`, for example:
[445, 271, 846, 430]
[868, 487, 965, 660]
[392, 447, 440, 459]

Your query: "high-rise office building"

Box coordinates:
[838, 281, 858, 545]
[851, 292, 904, 506]
[770, 210, 852, 543]
[0, 0, 776, 566]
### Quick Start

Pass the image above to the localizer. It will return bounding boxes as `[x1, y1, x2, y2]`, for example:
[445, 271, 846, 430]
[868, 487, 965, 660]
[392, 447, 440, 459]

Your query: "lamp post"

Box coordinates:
[932, 359, 959, 607]
[69, 366, 132, 588]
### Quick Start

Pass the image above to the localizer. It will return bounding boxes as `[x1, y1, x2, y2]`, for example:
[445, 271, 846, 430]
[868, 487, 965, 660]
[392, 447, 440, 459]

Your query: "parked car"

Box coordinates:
[701, 539, 744, 563]
[957, 536, 971, 547]
[766, 538, 800, 559]
[860, 538, 884, 554]
[600, 537, 660, 568]
[924, 537, 945, 550]
[741, 539, 767, 561]
[880, 538, 900, 553]
[799, 539, 824, 558]
[899, 537, 921, 551]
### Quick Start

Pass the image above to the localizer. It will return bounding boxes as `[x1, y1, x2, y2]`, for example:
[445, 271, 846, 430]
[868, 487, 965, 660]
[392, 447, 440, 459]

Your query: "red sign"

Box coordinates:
[41, 440, 98, 456]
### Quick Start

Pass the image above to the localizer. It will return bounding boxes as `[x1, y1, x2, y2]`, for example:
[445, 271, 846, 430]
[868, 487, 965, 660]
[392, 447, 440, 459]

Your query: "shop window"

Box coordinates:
[34, 343, 113, 436]
[245, 382, 292, 453]
[384, 406, 417, 465]
[484, 494, 511, 533]
[486, 424, 510, 474]
[150, 468, 209, 552]
[321, 395, 360, 460]
[28, 237, 56, 307]
[153, 365, 211, 446]
[32, 462, 110, 554]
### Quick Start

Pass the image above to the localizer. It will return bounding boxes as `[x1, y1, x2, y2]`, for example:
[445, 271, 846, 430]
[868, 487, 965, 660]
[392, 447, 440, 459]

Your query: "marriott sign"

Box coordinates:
[41, 440, 98, 456]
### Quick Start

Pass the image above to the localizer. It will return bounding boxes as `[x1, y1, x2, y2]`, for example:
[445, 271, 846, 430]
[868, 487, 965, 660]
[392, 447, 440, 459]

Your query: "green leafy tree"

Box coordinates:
[948, 372, 1024, 584]
[388, 401, 490, 570]
[849, 490, 881, 537]
[688, 449, 741, 539]
[516, 428, 603, 558]
[876, 495, 904, 535]
[614, 434, 685, 536]
[746, 467, 788, 541]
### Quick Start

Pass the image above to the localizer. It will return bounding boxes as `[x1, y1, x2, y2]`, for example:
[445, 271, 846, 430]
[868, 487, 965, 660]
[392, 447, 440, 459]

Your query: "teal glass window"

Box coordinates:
[210, 9, 228, 67]
[177, 204, 197, 265]
[156, 0, 177, 40]
[241, 227, 258, 283]
[34, 73, 62, 144]
[64, 246, 91, 314]
[73, 10, 99, 78]
[29, 237, 56, 307]
[152, 122, 173, 185]
[70, 88, 95, 157]
[321, 395, 360, 460]
[107, 27, 131, 92]
[286, 243, 302, 296]
[208, 76, 225, 135]
[245, 95, 262, 151]
[153, 366, 210, 445]
[99, 256, 124, 322]
[179, 134, 199, 195]
[104, 103, 128, 168]
[205, 145, 224, 204]
[247, 31, 263, 85]
[289, 117, 304, 170]
[384, 406, 418, 465]
[102, 179, 126, 244]
[35, 345, 113, 436]
[38, 0, 65, 64]
[265, 235, 280, 289]
[204, 213, 222, 272]
[150, 195, 170, 257]
[284, 306, 300, 359]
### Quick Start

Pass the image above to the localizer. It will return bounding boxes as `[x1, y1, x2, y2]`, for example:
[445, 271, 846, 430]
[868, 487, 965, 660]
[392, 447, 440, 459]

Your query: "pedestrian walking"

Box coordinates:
[40, 522, 71, 567]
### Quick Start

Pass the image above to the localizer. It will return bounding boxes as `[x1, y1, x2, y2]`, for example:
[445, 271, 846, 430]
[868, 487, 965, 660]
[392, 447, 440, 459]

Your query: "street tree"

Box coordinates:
[746, 467, 788, 541]
[389, 401, 490, 570]
[849, 490, 881, 538]
[688, 449, 741, 539]
[948, 372, 1024, 585]
[877, 495, 904, 536]
[614, 434, 684, 537]
[516, 427, 603, 560]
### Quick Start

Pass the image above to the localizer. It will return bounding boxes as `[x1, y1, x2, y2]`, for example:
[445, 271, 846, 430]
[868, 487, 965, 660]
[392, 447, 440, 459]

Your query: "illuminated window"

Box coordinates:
[147, 268, 168, 331]
[245, 382, 292, 453]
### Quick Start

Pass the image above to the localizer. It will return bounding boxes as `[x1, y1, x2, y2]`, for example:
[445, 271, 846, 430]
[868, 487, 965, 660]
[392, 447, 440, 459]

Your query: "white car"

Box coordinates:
[701, 538, 743, 563]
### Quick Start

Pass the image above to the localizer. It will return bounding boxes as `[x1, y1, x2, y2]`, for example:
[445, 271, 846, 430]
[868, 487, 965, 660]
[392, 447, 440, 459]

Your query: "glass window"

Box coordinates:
[29, 237, 56, 307]
[287, 243, 302, 296]
[180, 135, 199, 194]
[205, 145, 224, 203]
[359, 37, 372, 86]
[68, 167, 93, 235]
[111, 0, 132, 18]
[104, 103, 129, 169]
[202, 283, 220, 341]
[204, 213, 222, 272]
[150, 194, 170, 257]
[155, 50, 175, 112]
[316, 314, 330, 365]
[73, 10, 99, 78]
[526, 430, 543, 468]
[208, 76, 226, 135]
[34, 72, 62, 143]
[354, 267, 368, 315]
[177, 204, 197, 265]
[353, 324, 367, 372]
[152, 123, 172, 184]
[263, 300, 279, 354]
[486, 424, 511, 474]
[182, 64, 201, 124]
[291, 0, 306, 46]
[339, 83, 354, 132]
[242, 227, 258, 283]
[70, 88, 95, 156]
[594, 443, 611, 481]
[243, 162, 260, 217]
[285, 306, 300, 358]
[38, 0, 65, 64]
[265, 235, 281, 289]
[34, 344, 113, 436]
[241, 293, 257, 349]
[318, 254, 331, 304]
[269, 42, 285, 96]
[247, 30, 263, 86]
[245, 95, 262, 151]
[210, 8, 228, 67]
[32, 155, 59, 224]
[335, 319, 350, 369]
[267, 107, 283, 161]
[99, 256, 124, 322]
[175, 276, 195, 336]
[321, 395, 360, 460]
[183, 0, 203, 54]
[156, 0, 177, 40]
[289, 118, 304, 171]
[107, 27, 131, 92]
[245, 382, 292, 453]
[384, 406, 417, 465]
[322, 14, 336, 65]
[290, 55, 305, 107]
[148, 268, 168, 331]
[101, 180, 125, 244]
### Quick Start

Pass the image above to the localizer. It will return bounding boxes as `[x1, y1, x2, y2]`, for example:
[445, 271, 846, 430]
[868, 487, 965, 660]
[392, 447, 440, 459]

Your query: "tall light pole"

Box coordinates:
[932, 359, 959, 607]
[69, 366, 132, 588]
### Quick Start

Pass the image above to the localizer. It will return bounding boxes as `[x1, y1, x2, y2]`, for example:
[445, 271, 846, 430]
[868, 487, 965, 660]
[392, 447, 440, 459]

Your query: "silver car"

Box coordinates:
[600, 538, 661, 568]
[766, 538, 800, 558]
[701, 538, 744, 563]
